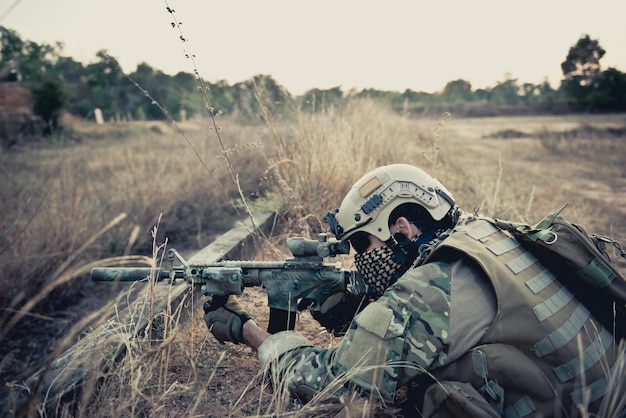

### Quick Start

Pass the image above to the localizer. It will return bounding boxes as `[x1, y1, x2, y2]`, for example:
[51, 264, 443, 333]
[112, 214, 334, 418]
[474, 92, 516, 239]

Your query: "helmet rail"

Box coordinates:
[323, 164, 455, 243]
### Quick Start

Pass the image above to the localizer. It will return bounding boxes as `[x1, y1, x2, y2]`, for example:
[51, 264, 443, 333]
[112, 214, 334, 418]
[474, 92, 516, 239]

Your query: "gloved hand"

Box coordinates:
[311, 293, 369, 336]
[203, 296, 251, 344]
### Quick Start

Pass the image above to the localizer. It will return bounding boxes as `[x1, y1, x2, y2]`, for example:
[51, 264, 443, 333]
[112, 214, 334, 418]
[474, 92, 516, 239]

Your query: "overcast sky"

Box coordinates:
[2, 0, 626, 95]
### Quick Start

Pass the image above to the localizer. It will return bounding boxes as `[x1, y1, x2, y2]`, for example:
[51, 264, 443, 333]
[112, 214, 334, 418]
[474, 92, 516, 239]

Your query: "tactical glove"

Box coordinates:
[311, 293, 369, 336]
[203, 296, 251, 344]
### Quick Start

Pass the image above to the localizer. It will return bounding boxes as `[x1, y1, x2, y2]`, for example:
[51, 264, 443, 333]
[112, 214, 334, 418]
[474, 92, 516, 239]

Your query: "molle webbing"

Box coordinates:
[429, 219, 617, 416]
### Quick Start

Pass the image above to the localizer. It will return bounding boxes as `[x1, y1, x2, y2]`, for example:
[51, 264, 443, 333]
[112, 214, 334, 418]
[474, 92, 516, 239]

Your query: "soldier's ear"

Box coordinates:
[392, 217, 414, 238]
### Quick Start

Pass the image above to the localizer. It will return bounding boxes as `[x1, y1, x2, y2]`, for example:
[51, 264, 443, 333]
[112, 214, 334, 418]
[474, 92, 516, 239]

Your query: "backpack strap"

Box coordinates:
[532, 204, 568, 230]
[596, 235, 626, 263]
[492, 204, 568, 245]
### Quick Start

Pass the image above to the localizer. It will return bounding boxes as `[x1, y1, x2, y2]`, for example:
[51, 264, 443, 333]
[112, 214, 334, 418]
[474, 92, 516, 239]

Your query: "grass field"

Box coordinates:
[1, 102, 625, 416]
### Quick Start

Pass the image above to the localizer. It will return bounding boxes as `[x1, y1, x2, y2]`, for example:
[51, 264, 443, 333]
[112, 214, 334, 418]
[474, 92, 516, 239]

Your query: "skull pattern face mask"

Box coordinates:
[354, 245, 403, 298]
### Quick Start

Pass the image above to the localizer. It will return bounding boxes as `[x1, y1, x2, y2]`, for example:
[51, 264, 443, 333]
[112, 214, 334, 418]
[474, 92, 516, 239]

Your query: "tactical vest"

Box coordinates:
[425, 217, 621, 417]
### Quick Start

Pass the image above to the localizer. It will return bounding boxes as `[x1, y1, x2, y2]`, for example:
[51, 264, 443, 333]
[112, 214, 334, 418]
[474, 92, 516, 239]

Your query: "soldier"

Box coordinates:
[204, 164, 624, 417]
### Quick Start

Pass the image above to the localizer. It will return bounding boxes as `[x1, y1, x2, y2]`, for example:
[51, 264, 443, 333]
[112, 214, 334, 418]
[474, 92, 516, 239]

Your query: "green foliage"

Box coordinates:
[1, 25, 626, 135]
[489, 75, 521, 105]
[561, 35, 605, 81]
[134, 106, 146, 121]
[593, 67, 626, 111]
[31, 77, 65, 133]
[442, 79, 473, 104]
[300, 86, 344, 112]
[230, 74, 293, 123]
[559, 34, 626, 111]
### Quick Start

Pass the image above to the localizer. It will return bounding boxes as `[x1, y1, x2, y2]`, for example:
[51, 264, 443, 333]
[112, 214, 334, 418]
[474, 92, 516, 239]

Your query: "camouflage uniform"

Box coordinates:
[257, 259, 490, 405]
[258, 216, 624, 417]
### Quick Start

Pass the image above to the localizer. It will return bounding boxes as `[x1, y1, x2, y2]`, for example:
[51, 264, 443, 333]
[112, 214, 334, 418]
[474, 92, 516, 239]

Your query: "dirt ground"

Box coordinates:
[445, 114, 626, 238]
[2, 113, 626, 416]
[184, 287, 345, 417]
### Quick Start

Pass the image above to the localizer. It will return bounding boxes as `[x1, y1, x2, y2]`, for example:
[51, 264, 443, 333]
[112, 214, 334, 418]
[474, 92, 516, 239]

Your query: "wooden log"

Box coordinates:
[0, 211, 276, 417]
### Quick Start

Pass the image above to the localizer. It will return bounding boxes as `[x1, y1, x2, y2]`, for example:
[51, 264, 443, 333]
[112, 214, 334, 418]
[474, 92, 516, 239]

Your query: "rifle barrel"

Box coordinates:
[90, 267, 180, 282]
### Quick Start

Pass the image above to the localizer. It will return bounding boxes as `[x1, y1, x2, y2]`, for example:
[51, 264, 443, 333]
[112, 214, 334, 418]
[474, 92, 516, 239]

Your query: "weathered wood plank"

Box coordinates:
[0, 211, 276, 417]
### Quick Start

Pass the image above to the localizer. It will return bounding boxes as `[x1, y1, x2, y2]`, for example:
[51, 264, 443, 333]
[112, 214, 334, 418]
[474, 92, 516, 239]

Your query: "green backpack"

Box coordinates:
[489, 204, 626, 341]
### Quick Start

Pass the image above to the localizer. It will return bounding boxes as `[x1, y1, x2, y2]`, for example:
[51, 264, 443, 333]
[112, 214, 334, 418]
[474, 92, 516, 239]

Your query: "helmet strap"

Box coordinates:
[387, 229, 437, 286]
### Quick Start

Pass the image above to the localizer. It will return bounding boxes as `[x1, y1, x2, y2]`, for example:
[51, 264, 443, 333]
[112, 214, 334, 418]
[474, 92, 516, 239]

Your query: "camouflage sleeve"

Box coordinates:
[333, 261, 452, 401]
[257, 331, 347, 402]
[257, 261, 452, 403]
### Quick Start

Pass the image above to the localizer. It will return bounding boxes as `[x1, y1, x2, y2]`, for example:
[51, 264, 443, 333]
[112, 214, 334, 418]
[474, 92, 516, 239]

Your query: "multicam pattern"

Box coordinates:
[259, 260, 453, 404]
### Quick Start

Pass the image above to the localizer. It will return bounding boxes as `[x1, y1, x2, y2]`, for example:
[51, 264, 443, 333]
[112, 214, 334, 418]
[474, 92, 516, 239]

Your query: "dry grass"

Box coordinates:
[0, 116, 270, 391]
[258, 97, 440, 234]
[4, 5, 625, 415]
[1, 101, 626, 417]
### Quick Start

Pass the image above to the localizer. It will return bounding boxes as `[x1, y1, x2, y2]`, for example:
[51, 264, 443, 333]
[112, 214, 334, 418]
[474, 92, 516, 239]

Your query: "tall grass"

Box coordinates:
[2, 97, 626, 416]
[3, 10, 626, 413]
[0, 118, 270, 390]
[259, 96, 441, 233]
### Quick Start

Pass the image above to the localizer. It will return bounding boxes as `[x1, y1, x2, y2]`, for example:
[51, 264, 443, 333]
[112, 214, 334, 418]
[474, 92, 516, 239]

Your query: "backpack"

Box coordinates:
[489, 204, 626, 341]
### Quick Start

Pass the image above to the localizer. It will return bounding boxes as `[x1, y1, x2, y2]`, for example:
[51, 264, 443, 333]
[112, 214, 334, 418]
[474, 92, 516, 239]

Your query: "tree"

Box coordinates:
[0, 26, 24, 80]
[232, 75, 291, 122]
[171, 71, 204, 120]
[590, 67, 626, 111]
[31, 76, 65, 133]
[300, 87, 343, 112]
[560, 34, 606, 110]
[561, 35, 605, 83]
[400, 89, 432, 104]
[85, 51, 127, 120]
[1, 26, 68, 131]
[441, 79, 473, 103]
[132, 63, 172, 120]
[0, 27, 59, 83]
[205, 79, 235, 115]
[489, 75, 521, 105]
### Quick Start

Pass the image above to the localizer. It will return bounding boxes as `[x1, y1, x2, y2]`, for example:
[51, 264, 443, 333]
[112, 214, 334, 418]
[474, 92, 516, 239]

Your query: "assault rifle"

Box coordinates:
[91, 234, 368, 333]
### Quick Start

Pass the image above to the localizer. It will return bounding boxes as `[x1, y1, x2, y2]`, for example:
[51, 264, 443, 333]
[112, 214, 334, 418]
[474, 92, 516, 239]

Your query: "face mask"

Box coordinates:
[354, 245, 403, 298]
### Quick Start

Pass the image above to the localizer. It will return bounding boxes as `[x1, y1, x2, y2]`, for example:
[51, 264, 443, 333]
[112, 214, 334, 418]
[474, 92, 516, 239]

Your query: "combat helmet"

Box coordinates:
[324, 164, 455, 244]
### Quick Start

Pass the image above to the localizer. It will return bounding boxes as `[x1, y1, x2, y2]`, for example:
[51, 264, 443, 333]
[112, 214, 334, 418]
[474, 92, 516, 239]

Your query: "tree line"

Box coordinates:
[1, 26, 625, 134]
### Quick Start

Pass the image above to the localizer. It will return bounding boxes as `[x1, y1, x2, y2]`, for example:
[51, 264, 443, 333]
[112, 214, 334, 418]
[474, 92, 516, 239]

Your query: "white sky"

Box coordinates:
[2, 0, 626, 95]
